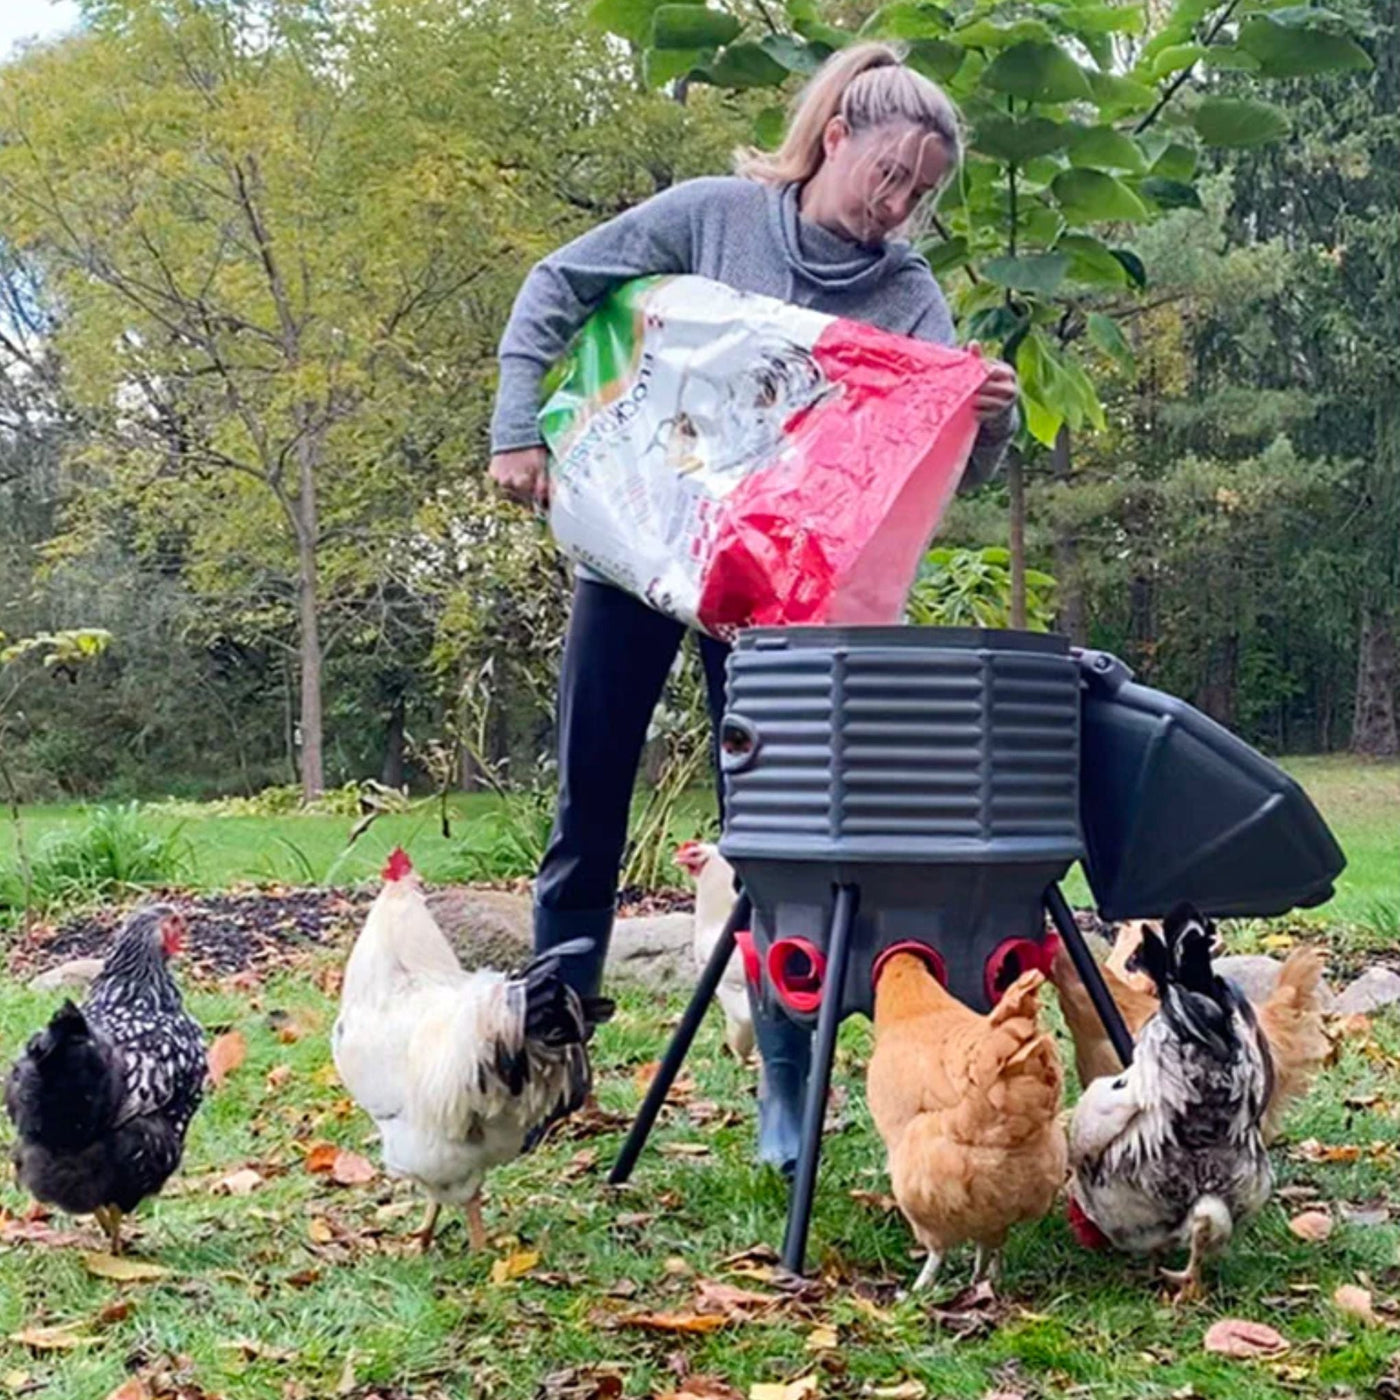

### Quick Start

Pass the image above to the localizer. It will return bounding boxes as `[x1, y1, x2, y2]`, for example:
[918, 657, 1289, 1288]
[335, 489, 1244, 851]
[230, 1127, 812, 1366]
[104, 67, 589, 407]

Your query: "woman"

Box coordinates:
[488, 42, 1019, 1174]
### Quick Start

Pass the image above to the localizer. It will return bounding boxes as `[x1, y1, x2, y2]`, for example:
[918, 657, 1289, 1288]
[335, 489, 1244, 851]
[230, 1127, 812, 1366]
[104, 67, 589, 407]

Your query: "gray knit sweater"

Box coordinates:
[491, 175, 1016, 488]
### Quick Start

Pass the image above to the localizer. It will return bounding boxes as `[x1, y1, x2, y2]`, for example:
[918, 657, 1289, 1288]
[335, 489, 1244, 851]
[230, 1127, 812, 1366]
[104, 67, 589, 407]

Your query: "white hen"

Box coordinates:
[675, 841, 754, 1060]
[332, 848, 613, 1249]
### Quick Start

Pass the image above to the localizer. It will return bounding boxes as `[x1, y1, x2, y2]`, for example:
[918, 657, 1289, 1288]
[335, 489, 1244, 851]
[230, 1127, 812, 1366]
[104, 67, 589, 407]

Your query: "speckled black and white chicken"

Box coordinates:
[5, 905, 206, 1254]
[1067, 904, 1275, 1300]
[332, 849, 614, 1250]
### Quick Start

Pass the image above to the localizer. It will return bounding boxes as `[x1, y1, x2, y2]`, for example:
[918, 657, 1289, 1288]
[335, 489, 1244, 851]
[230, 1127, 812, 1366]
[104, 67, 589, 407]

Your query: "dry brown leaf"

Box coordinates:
[307, 1218, 335, 1244]
[1333, 1285, 1379, 1325]
[749, 1376, 817, 1400]
[848, 1190, 899, 1213]
[618, 1311, 728, 1335]
[206, 1030, 247, 1088]
[330, 1150, 376, 1186]
[102, 1380, 151, 1400]
[96, 1299, 135, 1326]
[265, 1065, 292, 1091]
[304, 1142, 339, 1174]
[664, 1256, 694, 1277]
[1294, 1139, 1361, 1164]
[217, 1168, 264, 1197]
[868, 1383, 925, 1400]
[286, 1268, 321, 1289]
[4, 1372, 33, 1395]
[83, 1254, 169, 1283]
[656, 1378, 744, 1400]
[490, 1249, 541, 1285]
[9, 1324, 96, 1351]
[1202, 1319, 1289, 1358]
[694, 1281, 779, 1316]
[1288, 1210, 1333, 1242]
[659, 1141, 711, 1158]
[804, 1325, 837, 1352]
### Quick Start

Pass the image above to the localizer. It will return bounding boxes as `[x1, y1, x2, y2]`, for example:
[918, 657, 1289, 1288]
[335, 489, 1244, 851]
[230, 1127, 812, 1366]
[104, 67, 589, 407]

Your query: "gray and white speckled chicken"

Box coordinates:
[5, 905, 205, 1254]
[332, 849, 613, 1250]
[1068, 904, 1274, 1300]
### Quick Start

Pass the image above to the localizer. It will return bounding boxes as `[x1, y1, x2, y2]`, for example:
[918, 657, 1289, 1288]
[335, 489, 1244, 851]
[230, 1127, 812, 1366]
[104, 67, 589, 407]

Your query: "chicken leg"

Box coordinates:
[909, 1249, 943, 1293]
[93, 1205, 123, 1256]
[1160, 1210, 1217, 1303]
[416, 1201, 442, 1253]
[972, 1245, 1001, 1288]
[466, 1194, 486, 1251]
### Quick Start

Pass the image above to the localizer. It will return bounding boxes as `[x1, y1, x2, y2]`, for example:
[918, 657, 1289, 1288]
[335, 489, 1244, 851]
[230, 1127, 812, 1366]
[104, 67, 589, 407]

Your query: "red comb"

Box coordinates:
[1066, 1194, 1111, 1250]
[382, 848, 413, 882]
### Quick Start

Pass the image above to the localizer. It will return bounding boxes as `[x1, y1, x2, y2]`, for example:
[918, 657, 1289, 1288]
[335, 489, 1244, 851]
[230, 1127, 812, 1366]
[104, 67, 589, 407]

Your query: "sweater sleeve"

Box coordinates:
[907, 290, 1018, 492]
[489, 182, 706, 454]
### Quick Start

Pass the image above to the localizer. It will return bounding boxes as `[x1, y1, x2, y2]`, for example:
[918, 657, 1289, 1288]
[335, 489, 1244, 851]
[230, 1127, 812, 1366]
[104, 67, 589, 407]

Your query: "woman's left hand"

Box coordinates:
[969, 346, 1019, 422]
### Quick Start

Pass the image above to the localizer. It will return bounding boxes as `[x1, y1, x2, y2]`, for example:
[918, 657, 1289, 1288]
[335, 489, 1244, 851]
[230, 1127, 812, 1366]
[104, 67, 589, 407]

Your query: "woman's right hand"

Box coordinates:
[489, 446, 550, 510]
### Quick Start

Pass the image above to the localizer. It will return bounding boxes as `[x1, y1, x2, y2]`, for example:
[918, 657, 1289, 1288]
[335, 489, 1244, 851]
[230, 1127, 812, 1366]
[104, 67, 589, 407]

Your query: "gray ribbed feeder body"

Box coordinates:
[717, 626, 1080, 1019]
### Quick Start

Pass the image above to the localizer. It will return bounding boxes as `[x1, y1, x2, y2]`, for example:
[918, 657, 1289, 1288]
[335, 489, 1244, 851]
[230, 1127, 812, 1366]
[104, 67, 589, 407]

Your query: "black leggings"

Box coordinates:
[535, 578, 730, 918]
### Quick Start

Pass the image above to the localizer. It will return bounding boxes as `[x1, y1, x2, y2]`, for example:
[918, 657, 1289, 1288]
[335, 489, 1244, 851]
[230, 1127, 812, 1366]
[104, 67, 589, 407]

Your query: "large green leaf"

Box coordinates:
[1142, 0, 1211, 60]
[651, 4, 740, 49]
[587, 0, 695, 45]
[1148, 42, 1206, 79]
[1087, 69, 1157, 118]
[954, 18, 1056, 48]
[1192, 96, 1291, 148]
[1056, 233, 1130, 286]
[1237, 17, 1372, 77]
[1052, 168, 1149, 222]
[918, 234, 969, 273]
[982, 253, 1071, 297]
[1087, 311, 1136, 374]
[861, 2, 954, 39]
[792, 15, 852, 47]
[1150, 140, 1198, 180]
[971, 114, 1072, 162]
[695, 41, 789, 87]
[982, 41, 1093, 102]
[754, 105, 786, 149]
[758, 34, 825, 74]
[1139, 176, 1203, 210]
[1064, 3, 1147, 36]
[643, 46, 707, 85]
[1069, 124, 1147, 173]
[905, 39, 964, 82]
[1112, 247, 1147, 288]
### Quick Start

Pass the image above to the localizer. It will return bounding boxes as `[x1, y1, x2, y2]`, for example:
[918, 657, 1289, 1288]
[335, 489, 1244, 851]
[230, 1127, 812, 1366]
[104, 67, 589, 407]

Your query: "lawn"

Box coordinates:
[0, 954, 1396, 1400]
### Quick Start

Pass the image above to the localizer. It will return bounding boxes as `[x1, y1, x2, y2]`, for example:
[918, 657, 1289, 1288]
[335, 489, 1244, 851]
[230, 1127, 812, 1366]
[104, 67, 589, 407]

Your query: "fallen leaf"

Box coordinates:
[96, 1299, 135, 1326]
[658, 1378, 744, 1400]
[1333, 1284, 1379, 1325]
[1203, 1319, 1289, 1358]
[307, 1218, 335, 1244]
[8, 1324, 95, 1351]
[207, 1030, 247, 1088]
[265, 1065, 292, 1091]
[1295, 1139, 1361, 1164]
[3, 1373, 31, 1395]
[804, 1324, 837, 1352]
[84, 1254, 170, 1283]
[868, 1384, 925, 1400]
[490, 1249, 541, 1285]
[304, 1143, 339, 1174]
[618, 1311, 729, 1334]
[1340, 1201, 1390, 1227]
[1288, 1210, 1333, 1242]
[221, 1338, 295, 1362]
[286, 1269, 321, 1289]
[659, 1141, 711, 1158]
[694, 1281, 779, 1316]
[664, 1256, 694, 1277]
[336, 1350, 356, 1395]
[330, 1150, 376, 1186]
[102, 1381, 151, 1400]
[749, 1377, 817, 1400]
[217, 1168, 264, 1197]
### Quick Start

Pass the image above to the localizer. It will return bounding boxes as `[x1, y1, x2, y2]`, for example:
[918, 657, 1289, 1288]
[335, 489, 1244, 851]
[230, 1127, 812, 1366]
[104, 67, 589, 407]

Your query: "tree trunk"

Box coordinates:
[1050, 425, 1086, 643]
[295, 438, 325, 801]
[1007, 449, 1026, 629]
[380, 690, 406, 789]
[1351, 605, 1399, 756]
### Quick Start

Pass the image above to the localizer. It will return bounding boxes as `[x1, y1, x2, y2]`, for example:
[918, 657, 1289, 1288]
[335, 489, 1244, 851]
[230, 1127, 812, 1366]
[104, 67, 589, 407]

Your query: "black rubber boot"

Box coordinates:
[533, 904, 613, 1001]
[749, 991, 812, 1177]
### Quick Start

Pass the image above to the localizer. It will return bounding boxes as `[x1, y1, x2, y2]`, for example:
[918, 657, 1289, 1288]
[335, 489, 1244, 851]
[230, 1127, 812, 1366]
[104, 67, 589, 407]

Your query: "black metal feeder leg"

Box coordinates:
[609, 893, 753, 1186]
[781, 883, 859, 1276]
[1043, 883, 1134, 1068]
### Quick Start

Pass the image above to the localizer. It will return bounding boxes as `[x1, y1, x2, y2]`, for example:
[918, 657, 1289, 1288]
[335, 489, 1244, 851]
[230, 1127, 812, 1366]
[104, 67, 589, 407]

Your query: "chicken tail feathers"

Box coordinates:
[4, 1000, 123, 1151]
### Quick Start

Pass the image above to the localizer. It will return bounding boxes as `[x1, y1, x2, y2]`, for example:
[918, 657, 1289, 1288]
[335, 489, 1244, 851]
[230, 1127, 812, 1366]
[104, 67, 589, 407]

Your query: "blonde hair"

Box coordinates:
[735, 41, 963, 188]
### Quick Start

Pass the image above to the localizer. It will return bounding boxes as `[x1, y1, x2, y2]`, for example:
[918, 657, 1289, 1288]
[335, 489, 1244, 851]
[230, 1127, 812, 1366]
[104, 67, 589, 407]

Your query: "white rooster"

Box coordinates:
[675, 841, 754, 1060]
[332, 849, 613, 1250]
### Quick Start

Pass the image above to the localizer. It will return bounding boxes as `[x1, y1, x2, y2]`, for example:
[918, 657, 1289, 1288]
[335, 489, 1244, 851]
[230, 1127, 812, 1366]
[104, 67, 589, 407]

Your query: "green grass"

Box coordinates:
[0, 958, 1396, 1400]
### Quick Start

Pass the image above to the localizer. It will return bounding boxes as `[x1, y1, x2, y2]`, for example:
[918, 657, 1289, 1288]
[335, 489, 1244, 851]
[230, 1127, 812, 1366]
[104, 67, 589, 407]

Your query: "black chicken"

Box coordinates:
[5, 904, 205, 1253]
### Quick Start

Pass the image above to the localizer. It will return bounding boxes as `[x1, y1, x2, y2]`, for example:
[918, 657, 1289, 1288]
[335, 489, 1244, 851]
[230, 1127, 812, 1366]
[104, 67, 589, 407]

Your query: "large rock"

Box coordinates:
[430, 887, 693, 987]
[27, 957, 105, 993]
[1211, 952, 1337, 1010]
[1332, 966, 1400, 1016]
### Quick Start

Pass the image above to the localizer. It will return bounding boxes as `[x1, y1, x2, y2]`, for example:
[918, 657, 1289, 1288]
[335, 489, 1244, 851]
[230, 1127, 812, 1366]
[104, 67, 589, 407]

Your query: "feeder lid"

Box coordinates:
[1077, 650, 1346, 920]
[735, 625, 1069, 655]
